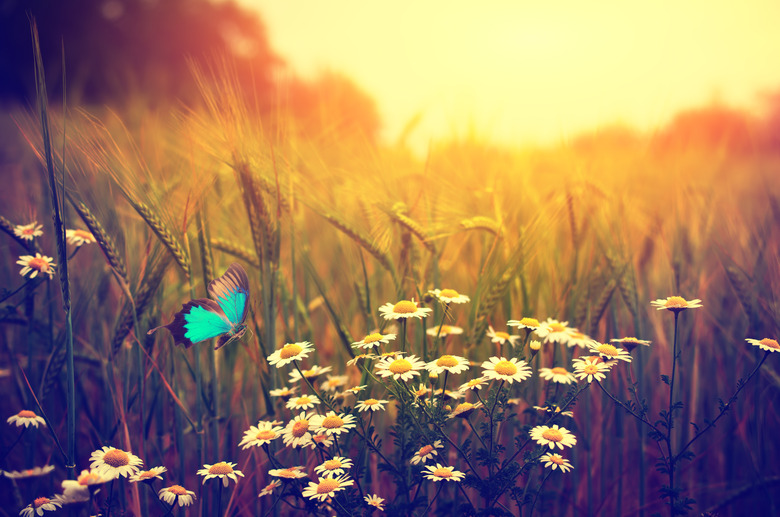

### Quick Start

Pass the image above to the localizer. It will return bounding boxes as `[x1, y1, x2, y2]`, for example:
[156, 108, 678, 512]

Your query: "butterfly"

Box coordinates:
[148, 263, 250, 350]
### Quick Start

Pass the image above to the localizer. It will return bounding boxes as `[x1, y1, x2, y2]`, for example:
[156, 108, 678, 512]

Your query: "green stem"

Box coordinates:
[666, 311, 680, 517]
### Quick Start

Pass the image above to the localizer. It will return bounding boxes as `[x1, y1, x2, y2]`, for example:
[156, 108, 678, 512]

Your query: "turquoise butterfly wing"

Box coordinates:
[148, 263, 250, 349]
[207, 263, 250, 326]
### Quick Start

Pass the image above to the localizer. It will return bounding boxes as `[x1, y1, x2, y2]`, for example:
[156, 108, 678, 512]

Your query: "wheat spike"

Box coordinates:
[724, 265, 757, 321]
[387, 207, 436, 253]
[459, 216, 502, 237]
[66, 195, 128, 281]
[126, 197, 191, 280]
[111, 254, 172, 354]
[318, 210, 396, 281]
[210, 238, 260, 268]
[588, 276, 619, 335]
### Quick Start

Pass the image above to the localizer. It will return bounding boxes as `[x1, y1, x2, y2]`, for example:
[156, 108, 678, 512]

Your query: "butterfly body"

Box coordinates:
[149, 263, 250, 349]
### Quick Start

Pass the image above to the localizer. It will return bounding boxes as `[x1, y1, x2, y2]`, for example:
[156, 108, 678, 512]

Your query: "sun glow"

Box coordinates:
[243, 0, 780, 152]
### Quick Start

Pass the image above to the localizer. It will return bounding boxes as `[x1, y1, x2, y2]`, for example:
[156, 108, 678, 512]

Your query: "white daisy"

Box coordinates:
[89, 446, 143, 479]
[586, 341, 632, 363]
[258, 479, 282, 498]
[309, 411, 357, 436]
[197, 462, 244, 487]
[129, 466, 167, 483]
[529, 425, 577, 450]
[158, 485, 196, 507]
[422, 464, 466, 482]
[7, 410, 46, 428]
[410, 440, 443, 465]
[16, 254, 56, 279]
[19, 496, 61, 516]
[288, 365, 332, 383]
[540, 453, 573, 473]
[314, 456, 353, 477]
[538, 367, 577, 385]
[286, 394, 321, 411]
[375, 354, 426, 382]
[426, 324, 464, 337]
[352, 332, 396, 350]
[507, 317, 541, 331]
[378, 299, 432, 320]
[650, 296, 703, 312]
[282, 412, 315, 448]
[13, 222, 43, 241]
[572, 356, 614, 383]
[458, 377, 488, 392]
[533, 318, 573, 345]
[426, 354, 470, 375]
[2, 466, 55, 479]
[267, 341, 314, 368]
[486, 325, 520, 346]
[746, 338, 780, 353]
[481, 356, 532, 384]
[355, 398, 389, 412]
[429, 288, 470, 304]
[238, 421, 284, 449]
[302, 474, 354, 502]
[65, 229, 97, 246]
[364, 493, 386, 511]
[268, 466, 307, 479]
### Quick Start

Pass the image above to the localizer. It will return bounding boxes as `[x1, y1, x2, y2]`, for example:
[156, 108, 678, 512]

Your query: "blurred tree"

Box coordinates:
[0, 0, 280, 106]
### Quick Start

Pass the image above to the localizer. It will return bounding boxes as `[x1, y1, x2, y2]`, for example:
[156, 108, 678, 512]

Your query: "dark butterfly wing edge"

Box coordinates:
[147, 298, 226, 349]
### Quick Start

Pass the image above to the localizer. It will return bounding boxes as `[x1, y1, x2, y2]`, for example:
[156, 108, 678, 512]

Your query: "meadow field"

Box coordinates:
[1, 52, 780, 517]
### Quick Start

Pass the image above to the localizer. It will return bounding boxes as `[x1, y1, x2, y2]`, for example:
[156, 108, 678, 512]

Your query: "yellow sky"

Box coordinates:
[242, 0, 780, 151]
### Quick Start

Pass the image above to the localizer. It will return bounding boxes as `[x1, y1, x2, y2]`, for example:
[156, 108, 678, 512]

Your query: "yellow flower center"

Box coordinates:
[494, 360, 518, 376]
[323, 459, 342, 470]
[302, 369, 317, 377]
[551, 367, 568, 375]
[549, 323, 566, 333]
[530, 341, 542, 351]
[583, 365, 599, 374]
[466, 379, 482, 387]
[439, 289, 459, 298]
[432, 468, 452, 478]
[279, 468, 299, 478]
[168, 485, 187, 496]
[78, 472, 100, 485]
[760, 338, 780, 349]
[18, 410, 36, 418]
[520, 317, 540, 327]
[208, 462, 233, 475]
[665, 296, 688, 308]
[439, 325, 453, 333]
[138, 470, 157, 480]
[364, 398, 379, 405]
[296, 396, 311, 405]
[570, 331, 584, 339]
[389, 358, 412, 374]
[417, 445, 434, 456]
[322, 415, 344, 429]
[312, 434, 328, 444]
[542, 429, 563, 442]
[436, 355, 458, 368]
[317, 478, 340, 494]
[549, 455, 565, 465]
[22, 228, 36, 235]
[597, 344, 618, 357]
[28, 257, 48, 270]
[103, 449, 130, 468]
[393, 300, 418, 314]
[33, 497, 50, 508]
[279, 343, 303, 359]
[494, 331, 510, 340]
[454, 403, 473, 413]
[256, 430, 276, 440]
[363, 333, 383, 343]
[292, 420, 310, 437]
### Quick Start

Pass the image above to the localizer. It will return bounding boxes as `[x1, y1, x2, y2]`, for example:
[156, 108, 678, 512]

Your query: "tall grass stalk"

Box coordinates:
[30, 20, 76, 474]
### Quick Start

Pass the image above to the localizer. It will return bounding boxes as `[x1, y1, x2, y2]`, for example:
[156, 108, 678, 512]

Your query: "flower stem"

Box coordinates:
[666, 311, 680, 517]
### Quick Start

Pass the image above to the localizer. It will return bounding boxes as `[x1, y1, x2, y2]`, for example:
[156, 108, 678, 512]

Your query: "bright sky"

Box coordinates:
[241, 0, 780, 151]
